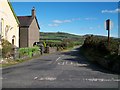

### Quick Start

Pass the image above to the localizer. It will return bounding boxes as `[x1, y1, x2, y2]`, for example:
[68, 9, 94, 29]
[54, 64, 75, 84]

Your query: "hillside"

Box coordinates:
[40, 32, 85, 44]
[40, 32, 83, 39]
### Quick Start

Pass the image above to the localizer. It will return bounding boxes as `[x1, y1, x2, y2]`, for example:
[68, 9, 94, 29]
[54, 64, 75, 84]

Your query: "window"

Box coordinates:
[12, 35, 15, 45]
[12, 38, 14, 45]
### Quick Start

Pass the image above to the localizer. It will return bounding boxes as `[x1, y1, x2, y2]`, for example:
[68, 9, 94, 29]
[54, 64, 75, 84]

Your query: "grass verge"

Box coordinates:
[1, 55, 41, 68]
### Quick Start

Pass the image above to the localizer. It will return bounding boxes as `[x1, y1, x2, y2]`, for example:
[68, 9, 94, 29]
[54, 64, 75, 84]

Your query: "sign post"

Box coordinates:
[106, 19, 111, 49]
[118, 45, 120, 55]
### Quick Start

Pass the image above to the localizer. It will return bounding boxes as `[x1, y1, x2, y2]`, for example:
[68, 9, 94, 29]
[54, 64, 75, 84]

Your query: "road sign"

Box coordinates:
[105, 19, 113, 30]
[105, 19, 112, 48]
[106, 19, 110, 30]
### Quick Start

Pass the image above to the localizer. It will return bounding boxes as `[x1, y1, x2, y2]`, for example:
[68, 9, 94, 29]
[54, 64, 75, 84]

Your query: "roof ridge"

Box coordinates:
[17, 15, 32, 17]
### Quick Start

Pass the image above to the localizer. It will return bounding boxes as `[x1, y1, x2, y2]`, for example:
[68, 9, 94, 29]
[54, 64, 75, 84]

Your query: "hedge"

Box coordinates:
[82, 35, 120, 73]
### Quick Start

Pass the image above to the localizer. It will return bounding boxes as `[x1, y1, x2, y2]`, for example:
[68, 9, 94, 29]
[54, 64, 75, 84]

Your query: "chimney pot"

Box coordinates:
[32, 7, 36, 17]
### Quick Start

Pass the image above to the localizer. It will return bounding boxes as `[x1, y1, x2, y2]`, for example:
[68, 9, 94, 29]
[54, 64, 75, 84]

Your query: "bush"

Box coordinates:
[19, 46, 39, 58]
[43, 41, 46, 48]
[83, 35, 119, 55]
[2, 39, 13, 58]
[81, 35, 120, 73]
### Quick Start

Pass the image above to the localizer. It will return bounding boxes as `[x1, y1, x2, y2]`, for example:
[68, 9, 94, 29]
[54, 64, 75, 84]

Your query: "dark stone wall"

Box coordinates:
[45, 46, 57, 54]
[19, 27, 28, 48]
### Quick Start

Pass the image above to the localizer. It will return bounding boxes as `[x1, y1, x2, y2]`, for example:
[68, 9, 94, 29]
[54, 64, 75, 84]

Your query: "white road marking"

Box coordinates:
[83, 78, 120, 82]
[56, 57, 61, 61]
[34, 77, 38, 80]
[58, 62, 64, 65]
[58, 61, 87, 66]
[58, 62, 60, 65]
[77, 64, 88, 67]
[66, 61, 67, 65]
[62, 62, 64, 65]
[0, 77, 7, 80]
[39, 77, 56, 81]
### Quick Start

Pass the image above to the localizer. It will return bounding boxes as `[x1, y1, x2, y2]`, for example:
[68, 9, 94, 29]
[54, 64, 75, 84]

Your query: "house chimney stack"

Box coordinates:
[32, 7, 36, 17]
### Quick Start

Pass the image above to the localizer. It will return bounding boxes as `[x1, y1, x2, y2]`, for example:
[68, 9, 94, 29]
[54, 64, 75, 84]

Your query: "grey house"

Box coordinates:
[18, 7, 40, 48]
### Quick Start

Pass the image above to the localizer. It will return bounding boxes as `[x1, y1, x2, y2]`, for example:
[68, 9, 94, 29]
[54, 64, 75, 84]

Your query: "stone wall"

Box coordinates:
[45, 46, 58, 54]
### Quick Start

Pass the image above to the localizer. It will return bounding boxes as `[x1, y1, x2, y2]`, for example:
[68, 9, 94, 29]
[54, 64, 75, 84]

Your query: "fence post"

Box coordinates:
[118, 45, 120, 56]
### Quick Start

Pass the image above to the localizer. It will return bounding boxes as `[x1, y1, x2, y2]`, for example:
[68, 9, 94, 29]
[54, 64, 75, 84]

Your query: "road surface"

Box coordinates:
[2, 47, 120, 88]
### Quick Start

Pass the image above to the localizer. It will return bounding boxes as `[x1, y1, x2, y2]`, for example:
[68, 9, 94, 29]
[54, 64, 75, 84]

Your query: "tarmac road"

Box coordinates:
[2, 47, 120, 89]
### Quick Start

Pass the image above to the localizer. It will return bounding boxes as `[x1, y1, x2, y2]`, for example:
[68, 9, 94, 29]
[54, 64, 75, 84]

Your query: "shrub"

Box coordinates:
[19, 46, 39, 58]
[43, 41, 46, 48]
[82, 35, 120, 73]
[83, 35, 119, 55]
[2, 39, 13, 58]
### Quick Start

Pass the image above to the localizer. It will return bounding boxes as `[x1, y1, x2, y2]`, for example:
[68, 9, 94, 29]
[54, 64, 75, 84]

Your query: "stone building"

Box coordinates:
[18, 7, 40, 48]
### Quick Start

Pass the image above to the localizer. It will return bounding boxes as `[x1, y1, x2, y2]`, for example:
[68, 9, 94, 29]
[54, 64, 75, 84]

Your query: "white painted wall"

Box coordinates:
[0, 19, 2, 49]
[0, 0, 19, 47]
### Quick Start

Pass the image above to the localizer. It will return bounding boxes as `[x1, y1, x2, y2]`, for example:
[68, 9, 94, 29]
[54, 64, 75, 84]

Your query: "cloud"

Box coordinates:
[84, 18, 97, 20]
[48, 19, 71, 27]
[89, 27, 94, 30]
[63, 20, 72, 23]
[101, 8, 120, 13]
[52, 20, 63, 24]
[80, 25, 101, 31]
[49, 19, 73, 27]
[72, 18, 81, 21]
[52, 19, 72, 24]
[48, 24, 59, 27]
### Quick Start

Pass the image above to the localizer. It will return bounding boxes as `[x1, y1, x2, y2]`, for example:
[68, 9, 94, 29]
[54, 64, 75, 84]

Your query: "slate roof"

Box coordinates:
[17, 16, 40, 29]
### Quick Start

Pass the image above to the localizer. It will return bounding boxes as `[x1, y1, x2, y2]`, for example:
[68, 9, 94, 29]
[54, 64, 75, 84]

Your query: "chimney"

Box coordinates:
[32, 7, 36, 17]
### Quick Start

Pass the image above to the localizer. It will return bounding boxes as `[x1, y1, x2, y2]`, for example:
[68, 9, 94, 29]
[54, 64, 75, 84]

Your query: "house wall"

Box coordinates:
[19, 27, 28, 48]
[0, 0, 19, 47]
[28, 18, 40, 47]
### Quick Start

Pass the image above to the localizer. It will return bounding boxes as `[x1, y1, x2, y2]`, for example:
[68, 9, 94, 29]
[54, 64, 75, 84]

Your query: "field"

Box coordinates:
[40, 32, 85, 45]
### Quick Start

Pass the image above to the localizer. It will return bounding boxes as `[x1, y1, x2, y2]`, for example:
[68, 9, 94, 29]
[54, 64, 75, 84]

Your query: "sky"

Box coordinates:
[11, 2, 119, 37]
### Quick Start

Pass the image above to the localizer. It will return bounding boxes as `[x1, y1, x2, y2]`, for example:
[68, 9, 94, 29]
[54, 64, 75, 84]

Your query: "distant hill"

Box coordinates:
[40, 32, 85, 44]
[40, 32, 83, 40]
